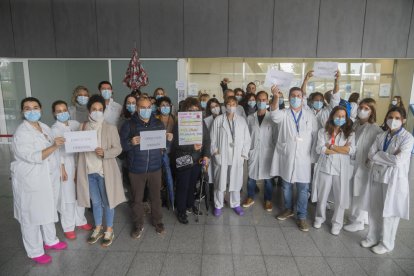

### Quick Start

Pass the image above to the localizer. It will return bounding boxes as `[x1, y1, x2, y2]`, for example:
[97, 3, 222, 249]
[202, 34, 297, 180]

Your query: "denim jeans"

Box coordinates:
[281, 179, 309, 219]
[162, 152, 174, 192]
[247, 177, 273, 201]
[88, 173, 114, 227]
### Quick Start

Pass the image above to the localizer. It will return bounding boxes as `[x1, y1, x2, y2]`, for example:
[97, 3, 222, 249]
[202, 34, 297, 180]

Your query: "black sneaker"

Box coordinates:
[131, 226, 144, 239]
[177, 213, 189, 224]
[154, 223, 166, 235]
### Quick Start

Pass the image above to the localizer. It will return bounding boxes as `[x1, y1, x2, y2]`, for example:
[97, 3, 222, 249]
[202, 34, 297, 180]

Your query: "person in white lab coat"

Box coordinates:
[11, 97, 67, 264]
[68, 85, 91, 123]
[51, 100, 92, 240]
[269, 86, 318, 232]
[301, 70, 341, 130]
[312, 106, 355, 235]
[242, 91, 277, 211]
[211, 96, 251, 216]
[360, 107, 414, 254]
[344, 98, 382, 232]
[98, 81, 122, 126]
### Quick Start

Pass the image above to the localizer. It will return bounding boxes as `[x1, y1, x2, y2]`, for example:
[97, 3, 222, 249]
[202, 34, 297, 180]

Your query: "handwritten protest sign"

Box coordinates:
[178, 112, 203, 145]
[140, 130, 166, 150]
[64, 130, 98, 153]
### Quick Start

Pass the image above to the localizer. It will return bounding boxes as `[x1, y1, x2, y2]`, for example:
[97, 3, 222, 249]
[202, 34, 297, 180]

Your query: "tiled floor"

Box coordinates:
[1, 144, 414, 275]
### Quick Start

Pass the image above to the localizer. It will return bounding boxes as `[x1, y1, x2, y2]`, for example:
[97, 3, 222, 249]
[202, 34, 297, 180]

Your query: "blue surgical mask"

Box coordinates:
[156, 95, 163, 100]
[56, 111, 70, 122]
[278, 98, 284, 105]
[248, 101, 256, 108]
[101, 89, 112, 100]
[161, 106, 171, 115]
[257, 101, 267, 110]
[236, 95, 242, 102]
[77, 96, 88, 106]
[200, 101, 207, 109]
[126, 104, 136, 114]
[151, 105, 157, 113]
[139, 108, 152, 119]
[312, 101, 324, 110]
[289, 97, 302, 109]
[24, 110, 41, 122]
[334, 117, 346, 127]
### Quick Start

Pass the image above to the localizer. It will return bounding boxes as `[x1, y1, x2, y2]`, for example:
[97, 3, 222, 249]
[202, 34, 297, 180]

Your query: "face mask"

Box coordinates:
[90, 111, 104, 122]
[386, 119, 402, 130]
[77, 96, 88, 106]
[211, 106, 220, 115]
[24, 110, 41, 122]
[357, 109, 370, 120]
[248, 101, 256, 108]
[391, 100, 397, 106]
[160, 106, 171, 115]
[278, 98, 284, 105]
[200, 101, 207, 109]
[139, 108, 152, 119]
[290, 97, 302, 109]
[257, 101, 267, 110]
[151, 105, 157, 113]
[101, 89, 112, 100]
[126, 104, 136, 114]
[235, 96, 243, 102]
[312, 101, 324, 110]
[156, 95, 163, 100]
[334, 117, 346, 127]
[227, 106, 237, 114]
[56, 111, 70, 122]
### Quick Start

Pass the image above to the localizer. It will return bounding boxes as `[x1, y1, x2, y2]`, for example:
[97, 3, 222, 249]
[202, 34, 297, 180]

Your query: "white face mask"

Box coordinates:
[90, 111, 104, 122]
[386, 119, 402, 130]
[357, 109, 370, 120]
[391, 100, 397, 106]
[226, 106, 237, 114]
[211, 106, 220, 115]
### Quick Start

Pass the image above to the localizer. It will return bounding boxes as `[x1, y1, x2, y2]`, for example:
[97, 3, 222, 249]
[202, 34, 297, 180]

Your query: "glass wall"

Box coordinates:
[188, 58, 395, 120]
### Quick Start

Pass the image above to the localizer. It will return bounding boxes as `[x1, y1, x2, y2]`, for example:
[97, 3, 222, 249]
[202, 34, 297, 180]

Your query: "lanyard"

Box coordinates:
[383, 128, 403, 152]
[227, 117, 235, 142]
[290, 109, 302, 135]
[330, 131, 341, 145]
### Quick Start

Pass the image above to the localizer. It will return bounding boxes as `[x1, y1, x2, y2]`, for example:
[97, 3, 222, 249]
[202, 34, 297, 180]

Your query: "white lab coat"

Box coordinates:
[366, 128, 414, 220]
[351, 121, 383, 198]
[312, 129, 355, 209]
[51, 120, 80, 205]
[11, 121, 60, 225]
[350, 102, 358, 122]
[104, 98, 122, 126]
[269, 107, 318, 183]
[210, 113, 251, 192]
[247, 111, 278, 180]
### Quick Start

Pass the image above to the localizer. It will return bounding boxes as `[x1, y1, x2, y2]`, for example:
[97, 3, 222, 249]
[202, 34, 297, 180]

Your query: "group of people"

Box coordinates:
[11, 72, 413, 264]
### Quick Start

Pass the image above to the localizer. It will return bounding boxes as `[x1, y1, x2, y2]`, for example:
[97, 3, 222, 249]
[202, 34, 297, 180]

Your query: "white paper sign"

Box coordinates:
[313, 62, 338, 79]
[264, 68, 294, 90]
[140, 130, 166, 150]
[64, 130, 98, 153]
[178, 112, 203, 145]
[379, 83, 391, 97]
[175, 80, 185, 90]
[188, 83, 199, 96]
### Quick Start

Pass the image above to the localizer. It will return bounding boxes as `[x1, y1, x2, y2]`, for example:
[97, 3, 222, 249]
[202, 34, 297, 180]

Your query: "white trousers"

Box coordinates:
[60, 202, 88, 232]
[21, 222, 59, 258]
[214, 189, 241, 208]
[348, 195, 369, 225]
[315, 172, 345, 228]
[366, 181, 400, 251]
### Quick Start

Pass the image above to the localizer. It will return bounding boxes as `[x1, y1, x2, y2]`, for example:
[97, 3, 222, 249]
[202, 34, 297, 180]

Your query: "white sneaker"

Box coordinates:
[331, 225, 341, 235]
[343, 222, 364, 232]
[313, 221, 322, 229]
[360, 239, 377, 248]
[371, 244, 389, 254]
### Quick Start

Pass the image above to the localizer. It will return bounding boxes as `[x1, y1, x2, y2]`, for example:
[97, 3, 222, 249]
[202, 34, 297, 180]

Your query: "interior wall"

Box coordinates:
[393, 60, 414, 132]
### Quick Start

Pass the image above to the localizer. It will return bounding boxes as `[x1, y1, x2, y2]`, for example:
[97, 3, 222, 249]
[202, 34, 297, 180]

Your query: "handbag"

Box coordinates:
[176, 154, 193, 170]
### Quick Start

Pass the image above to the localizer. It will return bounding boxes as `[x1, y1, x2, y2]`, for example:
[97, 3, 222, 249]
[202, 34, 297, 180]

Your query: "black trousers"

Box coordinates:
[175, 164, 201, 214]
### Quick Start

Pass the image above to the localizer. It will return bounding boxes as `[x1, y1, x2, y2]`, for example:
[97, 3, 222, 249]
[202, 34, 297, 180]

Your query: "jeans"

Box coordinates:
[162, 152, 174, 192]
[88, 173, 114, 227]
[281, 179, 309, 219]
[247, 177, 273, 201]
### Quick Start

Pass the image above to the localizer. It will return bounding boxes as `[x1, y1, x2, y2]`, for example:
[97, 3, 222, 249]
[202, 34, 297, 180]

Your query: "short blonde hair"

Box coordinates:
[71, 85, 90, 105]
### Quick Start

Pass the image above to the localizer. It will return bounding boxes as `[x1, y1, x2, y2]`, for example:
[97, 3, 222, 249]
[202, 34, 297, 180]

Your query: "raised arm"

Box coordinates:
[301, 70, 313, 96]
